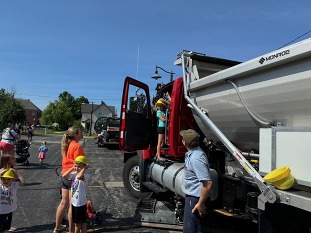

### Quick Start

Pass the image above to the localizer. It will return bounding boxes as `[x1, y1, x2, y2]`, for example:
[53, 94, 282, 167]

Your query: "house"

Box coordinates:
[17, 99, 42, 125]
[81, 101, 117, 134]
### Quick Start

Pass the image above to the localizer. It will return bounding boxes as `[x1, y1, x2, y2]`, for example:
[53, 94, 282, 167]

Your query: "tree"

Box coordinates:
[0, 89, 26, 129]
[129, 93, 148, 115]
[40, 91, 89, 130]
[40, 101, 74, 130]
[54, 101, 75, 129]
[58, 92, 89, 121]
[74, 96, 89, 120]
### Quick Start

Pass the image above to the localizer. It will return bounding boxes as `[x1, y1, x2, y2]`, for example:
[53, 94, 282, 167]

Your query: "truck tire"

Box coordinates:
[123, 155, 151, 199]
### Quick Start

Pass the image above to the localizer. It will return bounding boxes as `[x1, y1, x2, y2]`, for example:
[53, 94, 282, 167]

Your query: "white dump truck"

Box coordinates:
[120, 38, 311, 232]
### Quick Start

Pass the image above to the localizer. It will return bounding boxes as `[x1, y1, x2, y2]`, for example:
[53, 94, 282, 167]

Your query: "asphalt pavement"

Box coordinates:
[10, 132, 179, 233]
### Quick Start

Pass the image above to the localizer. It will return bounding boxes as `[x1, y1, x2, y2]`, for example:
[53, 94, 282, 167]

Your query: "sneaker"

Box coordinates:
[157, 157, 167, 162]
[53, 224, 66, 233]
[8, 227, 17, 232]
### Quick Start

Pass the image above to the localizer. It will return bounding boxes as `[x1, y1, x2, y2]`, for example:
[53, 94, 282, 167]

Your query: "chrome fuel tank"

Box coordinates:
[149, 162, 218, 201]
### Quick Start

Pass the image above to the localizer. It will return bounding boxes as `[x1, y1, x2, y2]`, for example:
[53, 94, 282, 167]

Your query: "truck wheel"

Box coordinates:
[123, 155, 151, 199]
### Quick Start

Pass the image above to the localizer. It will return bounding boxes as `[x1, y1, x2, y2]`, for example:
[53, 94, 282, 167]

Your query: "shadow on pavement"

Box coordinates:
[14, 223, 56, 232]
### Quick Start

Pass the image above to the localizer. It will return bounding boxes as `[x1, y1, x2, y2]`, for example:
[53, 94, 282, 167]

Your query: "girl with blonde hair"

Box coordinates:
[37, 141, 48, 166]
[54, 126, 86, 233]
[155, 98, 169, 161]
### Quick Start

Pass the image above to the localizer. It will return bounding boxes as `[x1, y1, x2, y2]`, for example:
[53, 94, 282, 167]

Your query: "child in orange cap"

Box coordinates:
[0, 169, 25, 233]
[63, 156, 89, 233]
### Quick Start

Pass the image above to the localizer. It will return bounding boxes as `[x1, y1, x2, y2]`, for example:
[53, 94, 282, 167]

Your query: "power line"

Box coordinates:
[16, 93, 56, 99]
[15, 92, 120, 101]
[278, 29, 311, 49]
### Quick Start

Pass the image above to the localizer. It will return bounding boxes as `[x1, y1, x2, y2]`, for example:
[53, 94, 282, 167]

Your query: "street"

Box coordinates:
[11, 132, 178, 233]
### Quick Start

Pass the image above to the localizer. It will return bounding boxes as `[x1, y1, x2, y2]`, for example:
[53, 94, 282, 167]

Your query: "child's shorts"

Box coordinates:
[0, 212, 12, 232]
[157, 127, 165, 134]
[38, 152, 45, 159]
[72, 204, 87, 223]
[61, 177, 72, 190]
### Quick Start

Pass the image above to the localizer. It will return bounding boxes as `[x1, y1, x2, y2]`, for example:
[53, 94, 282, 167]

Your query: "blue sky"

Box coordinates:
[1, 1, 311, 115]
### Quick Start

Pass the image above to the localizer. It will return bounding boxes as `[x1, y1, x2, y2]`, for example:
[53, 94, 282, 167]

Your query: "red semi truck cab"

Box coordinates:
[119, 76, 198, 160]
[118, 76, 220, 229]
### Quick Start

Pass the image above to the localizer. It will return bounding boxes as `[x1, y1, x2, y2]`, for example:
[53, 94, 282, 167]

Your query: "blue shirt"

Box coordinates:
[183, 146, 211, 197]
[38, 145, 48, 153]
[156, 109, 166, 127]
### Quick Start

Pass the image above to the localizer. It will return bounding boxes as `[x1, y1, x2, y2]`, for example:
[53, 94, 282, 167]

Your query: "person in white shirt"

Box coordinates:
[0, 169, 25, 233]
[0, 123, 19, 156]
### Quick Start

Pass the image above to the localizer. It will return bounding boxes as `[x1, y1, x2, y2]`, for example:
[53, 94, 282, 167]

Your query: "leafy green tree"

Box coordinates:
[74, 96, 89, 120]
[40, 91, 89, 130]
[59, 91, 75, 105]
[58, 92, 88, 121]
[129, 93, 148, 115]
[129, 97, 137, 112]
[0, 89, 26, 129]
[40, 101, 74, 130]
[39, 102, 55, 126]
[137, 93, 147, 115]
[55, 101, 75, 129]
[58, 91, 76, 120]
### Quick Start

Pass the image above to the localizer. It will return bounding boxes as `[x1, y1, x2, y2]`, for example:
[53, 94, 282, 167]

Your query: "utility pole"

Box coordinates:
[89, 102, 94, 136]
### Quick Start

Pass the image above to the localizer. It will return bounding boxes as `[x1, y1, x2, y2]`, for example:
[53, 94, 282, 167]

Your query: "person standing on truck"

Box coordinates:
[180, 129, 213, 233]
[155, 98, 169, 161]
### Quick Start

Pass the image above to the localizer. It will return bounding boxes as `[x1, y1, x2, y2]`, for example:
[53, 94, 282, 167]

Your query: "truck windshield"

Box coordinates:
[108, 119, 120, 127]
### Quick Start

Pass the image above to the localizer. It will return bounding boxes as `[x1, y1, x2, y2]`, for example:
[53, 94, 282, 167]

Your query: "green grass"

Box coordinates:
[26, 129, 97, 138]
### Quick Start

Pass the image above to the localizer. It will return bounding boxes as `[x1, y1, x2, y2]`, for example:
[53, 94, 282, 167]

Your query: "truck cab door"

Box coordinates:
[119, 76, 152, 151]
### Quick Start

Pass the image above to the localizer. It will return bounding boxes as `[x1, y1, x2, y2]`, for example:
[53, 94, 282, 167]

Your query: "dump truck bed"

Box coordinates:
[179, 38, 311, 152]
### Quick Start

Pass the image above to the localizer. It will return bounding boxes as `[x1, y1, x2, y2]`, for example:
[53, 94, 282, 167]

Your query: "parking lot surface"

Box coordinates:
[11, 133, 179, 233]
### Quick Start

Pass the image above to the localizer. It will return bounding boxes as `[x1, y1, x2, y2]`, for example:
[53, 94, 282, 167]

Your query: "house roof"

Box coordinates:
[81, 102, 116, 115]
[107, 106, 116, 115]
[81, 103, 99, 113]
[17, 99, 42, 111]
